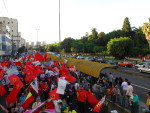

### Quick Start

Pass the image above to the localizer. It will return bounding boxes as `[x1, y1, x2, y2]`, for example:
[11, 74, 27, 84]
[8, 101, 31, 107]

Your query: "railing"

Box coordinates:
[106, 94, 150, 113]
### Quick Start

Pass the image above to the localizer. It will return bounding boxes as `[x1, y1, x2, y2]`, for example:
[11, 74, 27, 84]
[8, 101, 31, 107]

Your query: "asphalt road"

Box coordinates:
[102, 67, 150, 104]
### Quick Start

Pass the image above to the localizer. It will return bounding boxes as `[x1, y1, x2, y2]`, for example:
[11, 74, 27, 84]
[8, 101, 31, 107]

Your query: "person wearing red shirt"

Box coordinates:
[77, 87, 87, 113]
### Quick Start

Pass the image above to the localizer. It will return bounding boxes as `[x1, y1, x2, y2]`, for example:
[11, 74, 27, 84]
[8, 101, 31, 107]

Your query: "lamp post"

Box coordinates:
[59, 0, 61, 58]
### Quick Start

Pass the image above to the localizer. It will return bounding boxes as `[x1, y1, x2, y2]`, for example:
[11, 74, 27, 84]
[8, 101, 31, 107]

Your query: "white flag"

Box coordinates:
[56, 78, 67, 94]
[30, 78, 38, 93]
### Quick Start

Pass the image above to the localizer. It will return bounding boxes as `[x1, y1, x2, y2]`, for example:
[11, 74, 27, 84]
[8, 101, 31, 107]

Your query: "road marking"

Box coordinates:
[132, 83, 150, 91]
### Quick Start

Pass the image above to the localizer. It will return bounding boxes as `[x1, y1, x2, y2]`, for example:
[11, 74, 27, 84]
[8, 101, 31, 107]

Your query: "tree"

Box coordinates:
[107, 37, 134, 59]
[122, 17, 132, 37]
[85, 40, 95, 53]
[88, 28, 98, 40]
[60, 37, 75, 53]
[102, 30, 126, 46]
[142, 18, 150, 48]
[96, 32, 105, 46]
[71, 40, 84, 54]
[93, 46, 105, 53]
[18, 46, 26, 54]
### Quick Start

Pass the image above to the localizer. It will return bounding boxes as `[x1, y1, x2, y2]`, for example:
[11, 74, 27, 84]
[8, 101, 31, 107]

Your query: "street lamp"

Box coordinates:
[59, 0, 61, 58]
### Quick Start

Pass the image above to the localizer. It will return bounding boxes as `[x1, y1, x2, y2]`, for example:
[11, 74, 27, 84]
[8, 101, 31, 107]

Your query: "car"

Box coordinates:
[84, 57, 94, 61]
[76, 56, 84, 59]
[118, 61, 134, 67]
[107, 60, 118, 65]
[96, 58, 106, 63]
[135, 62, 150, 68]
[138, 65, 150, 73]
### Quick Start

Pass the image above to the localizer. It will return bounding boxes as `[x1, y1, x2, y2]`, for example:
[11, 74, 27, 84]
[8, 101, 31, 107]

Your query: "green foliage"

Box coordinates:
[88, 28, 98, 40]
[45, 43, 59, 52]
[44, 17, 149, 57]
[122, 17, 132, 35]
[93, 46, 105, 53]
[102, 30, 126, 46]
[107, 37, 134, 59]
[18, 46, 26, 53]
[60, 37, 75, 53]
[72, 39, 84, 53]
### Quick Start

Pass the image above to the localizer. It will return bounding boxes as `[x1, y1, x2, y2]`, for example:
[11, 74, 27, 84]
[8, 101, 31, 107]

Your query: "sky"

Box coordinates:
[0, 0, 149, 44]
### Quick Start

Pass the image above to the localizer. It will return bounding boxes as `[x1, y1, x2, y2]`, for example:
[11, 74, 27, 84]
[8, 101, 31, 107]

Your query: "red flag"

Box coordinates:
[53, 61, 59, 67]
[8, 74, 21, 84]
[25, 73, 37, 84]
[43, 53, 49, 62]
[0, 69, 4, 79]
[5, 82, 24, 107]
[27, 54, 33, 59]
[1, 61, 9, 67]
[93, 96, 105, 112]
[49, 88, 60, 100]
[59, 69, 69, 76]
[46, 101, 55, 109]
[23, 92, 34, 111]
[13, 81, 24, 92]
[0, 85, 6, 96]
[14, 61, 22, 67]
[86, 91, 99, 107]
[107, 87, 114, 95]
[26, 61, 33, 65]
[65, 74, 76, 83]
[34, 52, 43, 62]
[5, 90, 17, 107]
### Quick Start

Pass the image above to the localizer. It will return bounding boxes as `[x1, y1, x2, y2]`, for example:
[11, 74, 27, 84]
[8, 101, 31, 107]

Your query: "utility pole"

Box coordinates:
[59, 0, 61, 58]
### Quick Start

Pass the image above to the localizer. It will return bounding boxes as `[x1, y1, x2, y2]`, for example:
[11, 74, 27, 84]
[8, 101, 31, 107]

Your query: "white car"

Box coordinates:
[135, 62, 150, 68]
[84, 57, 94, 61]
[138, 65, 150, 73]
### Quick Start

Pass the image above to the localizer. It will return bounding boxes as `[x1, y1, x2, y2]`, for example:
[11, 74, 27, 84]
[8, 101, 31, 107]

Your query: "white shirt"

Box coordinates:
[126, 85, 133, 96]
[75, 83, 79, 90]
[121, 81, 128, 90]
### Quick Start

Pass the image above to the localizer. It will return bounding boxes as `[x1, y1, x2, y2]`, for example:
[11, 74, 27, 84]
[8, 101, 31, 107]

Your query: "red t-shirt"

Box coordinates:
[77, 90, 87, 102]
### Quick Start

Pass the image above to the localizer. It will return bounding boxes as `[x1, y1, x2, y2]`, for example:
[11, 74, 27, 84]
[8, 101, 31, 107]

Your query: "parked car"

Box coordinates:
[138, 65, 150, 73]
[76, 56, 84, 59]
[118, 61, 134, 67]
[84, 57, 94, 61]
[107, 60, 118, 65]
[96, 58, 106, 63]
[135, 62, 150, 68]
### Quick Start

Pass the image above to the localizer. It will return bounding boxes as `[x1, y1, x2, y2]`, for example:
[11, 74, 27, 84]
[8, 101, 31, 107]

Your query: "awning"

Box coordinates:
[65, 58, 117, 78]
[48, 54, 117, 78]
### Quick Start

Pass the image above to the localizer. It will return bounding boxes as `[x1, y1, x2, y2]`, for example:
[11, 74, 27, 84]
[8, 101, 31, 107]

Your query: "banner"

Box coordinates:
[30, 78, 38, 93]
[56, 78, 67, 94]
[6, 66, 19, 75]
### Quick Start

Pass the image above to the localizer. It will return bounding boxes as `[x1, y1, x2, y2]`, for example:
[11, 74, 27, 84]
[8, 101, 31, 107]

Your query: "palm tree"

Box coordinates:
[142, 18, 150, 49]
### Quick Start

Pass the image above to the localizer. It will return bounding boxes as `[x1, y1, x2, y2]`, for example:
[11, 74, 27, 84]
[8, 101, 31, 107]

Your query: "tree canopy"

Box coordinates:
[107, 37, 134, 59]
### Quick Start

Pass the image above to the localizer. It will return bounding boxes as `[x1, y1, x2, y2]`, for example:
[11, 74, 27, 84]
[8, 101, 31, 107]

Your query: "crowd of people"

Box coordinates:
[0, 53, 149, 113]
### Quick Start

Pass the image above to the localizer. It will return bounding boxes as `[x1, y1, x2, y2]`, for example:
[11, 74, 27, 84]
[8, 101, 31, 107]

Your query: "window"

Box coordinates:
[3, 20, 5, 23]
[12, 30, 13, 32]
[2, 45, 7, 51]
[8, 22, 9, 24]
[2, 36, 6, 41]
